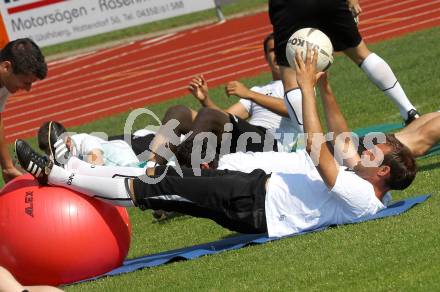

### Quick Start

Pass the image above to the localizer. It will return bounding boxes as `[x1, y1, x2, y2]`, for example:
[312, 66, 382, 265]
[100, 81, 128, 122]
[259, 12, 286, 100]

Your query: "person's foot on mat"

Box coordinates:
[15, 139, 53, 185]
[404, 109, 420, 126]
[152, 209, 183, 223]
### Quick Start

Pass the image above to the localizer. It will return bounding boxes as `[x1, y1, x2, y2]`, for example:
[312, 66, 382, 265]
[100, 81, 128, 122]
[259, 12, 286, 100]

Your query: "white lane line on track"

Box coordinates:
[31, 24, 271, 89]
[6, 29, 271, 109]
[48, 41, 138, 71]
[4, 48, 262, 122]
[5, 55, 265, 128]
[140, 33, 177, 45]
[5, 63, 268, 137]
[365, 15, 440, 39]
[362, 0, 433, 16]
[360, 8, 440, 33]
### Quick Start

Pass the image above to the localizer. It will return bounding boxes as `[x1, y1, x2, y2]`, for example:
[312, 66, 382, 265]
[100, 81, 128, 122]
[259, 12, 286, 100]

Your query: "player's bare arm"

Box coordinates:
[347, 0, 362, 16]
[188, 75, 222, 112]
[295, 47, 339, 188]
[318, 73, 361, 168]
[0, 115, 23, 182]
[226, 81, 289, 117]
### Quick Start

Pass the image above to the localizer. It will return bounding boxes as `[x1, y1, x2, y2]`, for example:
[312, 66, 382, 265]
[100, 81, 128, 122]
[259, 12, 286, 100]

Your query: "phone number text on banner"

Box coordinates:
[0, 0, 216, 47]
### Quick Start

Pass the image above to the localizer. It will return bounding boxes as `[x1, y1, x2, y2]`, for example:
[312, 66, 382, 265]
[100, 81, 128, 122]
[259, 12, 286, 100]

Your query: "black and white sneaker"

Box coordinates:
[48, 121, 70, 166]
[15, 139, 53, 185]
[404, 109, 420, 126]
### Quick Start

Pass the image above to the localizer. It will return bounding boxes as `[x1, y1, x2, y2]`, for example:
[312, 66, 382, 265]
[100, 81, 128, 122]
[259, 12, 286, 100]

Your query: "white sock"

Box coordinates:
[48, 164, 134, 207]
[66, 157, 146, 178]
[284, 88, 304, 133]
[360, 53, 416, 119]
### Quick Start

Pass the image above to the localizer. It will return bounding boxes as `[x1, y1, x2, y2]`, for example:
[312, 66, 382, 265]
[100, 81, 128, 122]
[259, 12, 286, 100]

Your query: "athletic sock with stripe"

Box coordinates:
[65, 156, 146, 178]
[285, 88, 304, 133]
[360, 53, 416, 120]
[48, 164, 135, 207]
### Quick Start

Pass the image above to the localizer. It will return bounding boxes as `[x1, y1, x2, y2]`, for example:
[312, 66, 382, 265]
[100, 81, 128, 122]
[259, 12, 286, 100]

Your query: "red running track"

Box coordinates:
[4, 0, 440, 142]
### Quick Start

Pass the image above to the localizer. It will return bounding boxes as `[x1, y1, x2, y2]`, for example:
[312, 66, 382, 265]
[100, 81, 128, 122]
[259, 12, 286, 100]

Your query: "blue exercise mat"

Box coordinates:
[77, 194, 430, 284]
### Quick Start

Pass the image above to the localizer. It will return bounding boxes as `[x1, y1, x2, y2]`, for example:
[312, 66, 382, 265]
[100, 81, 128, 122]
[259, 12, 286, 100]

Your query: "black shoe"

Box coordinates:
[152, 210, 183, 223]
[404, 109, 420, 126]
[15, 139, 53, 185]
[48, 121, 70, 166]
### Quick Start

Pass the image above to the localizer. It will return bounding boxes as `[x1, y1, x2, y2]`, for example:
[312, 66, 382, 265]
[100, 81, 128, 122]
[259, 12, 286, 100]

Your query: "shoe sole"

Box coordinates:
[48, 121, 56, 160]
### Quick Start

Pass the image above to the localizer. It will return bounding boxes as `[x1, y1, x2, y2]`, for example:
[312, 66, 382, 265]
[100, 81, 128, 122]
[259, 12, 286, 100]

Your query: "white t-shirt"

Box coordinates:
[0, 87, 10, 112]
[70, 134, 139, 167]
[218, 151, 297, 173]
[218, 150, 386, 238]
[239, 80, 298, 152]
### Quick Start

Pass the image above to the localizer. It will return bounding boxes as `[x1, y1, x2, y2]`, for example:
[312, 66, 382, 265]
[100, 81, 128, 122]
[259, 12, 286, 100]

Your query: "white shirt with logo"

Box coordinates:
[239, 80, 298, 152]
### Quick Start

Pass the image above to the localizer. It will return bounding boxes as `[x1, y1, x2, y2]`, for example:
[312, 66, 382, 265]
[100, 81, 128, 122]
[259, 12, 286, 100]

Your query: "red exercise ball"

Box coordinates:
[0, 174, 131, 286]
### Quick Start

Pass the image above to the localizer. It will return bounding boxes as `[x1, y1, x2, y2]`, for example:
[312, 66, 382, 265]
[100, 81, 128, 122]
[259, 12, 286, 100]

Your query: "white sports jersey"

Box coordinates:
[218, 151, 296, 173]
[0, 87, 10, 112]
[70, 134, 139, 167]
[218, 150, 386, 238]
[239, 80, 298, 152]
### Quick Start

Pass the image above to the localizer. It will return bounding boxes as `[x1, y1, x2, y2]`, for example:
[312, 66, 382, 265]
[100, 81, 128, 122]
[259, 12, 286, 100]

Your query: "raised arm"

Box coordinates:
[295, 47, 339, 188]
[347, 0, 362, 17]
[188, 75, 249, 119]
[0, 114, 23, 182]
[318, 74, 361, 168]
[188, 75, 223, 112]
[225, 81, 289, 117]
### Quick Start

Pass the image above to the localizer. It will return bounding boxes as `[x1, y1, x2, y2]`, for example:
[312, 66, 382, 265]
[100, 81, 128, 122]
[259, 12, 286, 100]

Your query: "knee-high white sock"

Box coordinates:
[66, 157, 146, 178]
[48, 165, 134, 207]
[360, 53, 416, 119]
[284, 88, 304, 133]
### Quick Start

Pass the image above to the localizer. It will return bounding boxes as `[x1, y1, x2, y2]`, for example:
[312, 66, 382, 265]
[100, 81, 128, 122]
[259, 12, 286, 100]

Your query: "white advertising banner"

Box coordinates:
[0, 0, 216, 47]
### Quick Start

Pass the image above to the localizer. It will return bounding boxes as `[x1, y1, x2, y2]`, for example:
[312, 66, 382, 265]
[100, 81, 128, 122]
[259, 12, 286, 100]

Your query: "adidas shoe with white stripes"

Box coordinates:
[48, 121, 70, 167]
[15, 139, 53, 185]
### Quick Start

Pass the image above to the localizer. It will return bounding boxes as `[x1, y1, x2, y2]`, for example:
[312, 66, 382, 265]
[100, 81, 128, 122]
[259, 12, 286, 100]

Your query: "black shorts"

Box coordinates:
[269, 0, 362, 66]
[228, 114, 278, 153]
[133, 167, 269, 234]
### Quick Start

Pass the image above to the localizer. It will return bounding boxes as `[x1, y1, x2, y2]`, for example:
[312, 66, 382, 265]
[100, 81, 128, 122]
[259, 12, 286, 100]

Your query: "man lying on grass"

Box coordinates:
[15, 47, 417, 237]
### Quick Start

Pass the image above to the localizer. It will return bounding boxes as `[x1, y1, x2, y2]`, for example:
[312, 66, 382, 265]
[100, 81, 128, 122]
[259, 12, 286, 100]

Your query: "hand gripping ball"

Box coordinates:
[0, 174, 131, 286]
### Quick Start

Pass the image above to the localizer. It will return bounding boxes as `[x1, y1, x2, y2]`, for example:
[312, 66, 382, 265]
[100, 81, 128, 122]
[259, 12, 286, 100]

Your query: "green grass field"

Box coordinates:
[8, 24, 440, 291]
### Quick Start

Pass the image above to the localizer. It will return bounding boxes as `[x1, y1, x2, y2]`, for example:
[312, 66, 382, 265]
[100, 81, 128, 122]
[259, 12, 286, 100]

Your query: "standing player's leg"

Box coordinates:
[344, 41, 419, 124]
[324, 0, 419, 124]
[269, 0, 317, 131]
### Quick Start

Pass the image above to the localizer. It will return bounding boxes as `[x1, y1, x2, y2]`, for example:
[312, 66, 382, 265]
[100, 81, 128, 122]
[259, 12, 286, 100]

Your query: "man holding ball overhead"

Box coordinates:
[269, 0, 420, 127]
